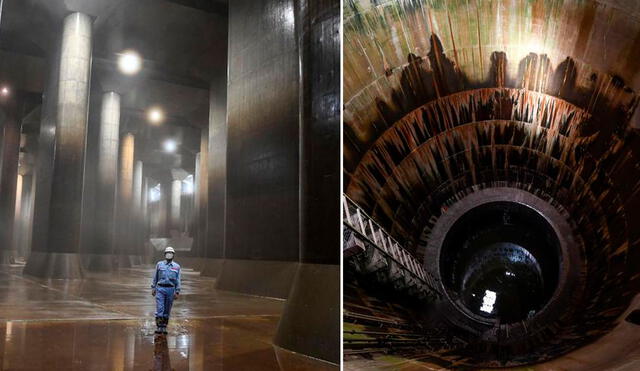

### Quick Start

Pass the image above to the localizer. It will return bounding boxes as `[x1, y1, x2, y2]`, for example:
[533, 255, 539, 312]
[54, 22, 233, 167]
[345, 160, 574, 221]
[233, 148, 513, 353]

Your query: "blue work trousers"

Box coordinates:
[155, 286, 176, 318]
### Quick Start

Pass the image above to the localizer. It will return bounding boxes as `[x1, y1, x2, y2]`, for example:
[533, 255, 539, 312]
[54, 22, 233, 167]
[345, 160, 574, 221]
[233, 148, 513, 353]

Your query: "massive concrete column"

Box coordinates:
[15, 172, 34, 260]
[0, 96, 20, 264]
[274, 0, 340, 365]
[86, 91, 120, 271]
[132, 160, 143, 264]
[194, 152, 201, 251]
[170, 178, 182, 232]
[158, 181, 170, 237]
[25, 12, 92, 278]
[141, 176, 149, 261]
[194, 128, 208, 259]
[215, 0, 300, 297]
[116, 133, 134, 267]
[201, 23, 227, 277]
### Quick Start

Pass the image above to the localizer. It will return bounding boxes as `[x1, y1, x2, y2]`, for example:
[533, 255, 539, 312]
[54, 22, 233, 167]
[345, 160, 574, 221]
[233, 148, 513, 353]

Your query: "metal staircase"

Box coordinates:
[342, 195, 441, 300]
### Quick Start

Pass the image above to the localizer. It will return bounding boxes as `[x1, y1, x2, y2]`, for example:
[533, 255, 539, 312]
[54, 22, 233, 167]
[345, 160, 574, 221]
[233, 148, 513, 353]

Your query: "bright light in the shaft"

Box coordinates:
[163, 139, 177, 153]
[0, 86, 9, 96]
[117, 50, 142, 75]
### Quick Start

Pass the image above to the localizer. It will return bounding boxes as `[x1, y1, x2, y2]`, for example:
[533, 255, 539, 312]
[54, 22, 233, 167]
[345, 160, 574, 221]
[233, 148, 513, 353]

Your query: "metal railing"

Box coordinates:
[342, 195, 441, 298]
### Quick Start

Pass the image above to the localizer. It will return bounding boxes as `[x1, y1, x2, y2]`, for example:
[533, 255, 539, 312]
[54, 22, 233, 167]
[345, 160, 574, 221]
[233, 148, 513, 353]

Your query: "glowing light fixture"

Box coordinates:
[147, 107, 165, 124]
[0, 86, 9, 97]
[182, 175, 194, 194]
[117, 50, 142, 75]
[149, 184, 161, 202]
[163, 139, 177, 153]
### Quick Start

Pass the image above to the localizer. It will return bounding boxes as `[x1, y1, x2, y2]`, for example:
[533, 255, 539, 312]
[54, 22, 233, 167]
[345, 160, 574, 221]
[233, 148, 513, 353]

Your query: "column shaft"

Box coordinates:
[87, 91, 120, 271]
[141, 176, 149, 260]
[170, 179, 182, 232]
[0, 97, 20, 264]
[25, 12, 92, 278]
[132, 160, 143, 262]
[274, 0, 340, 364]
[116, 133, 134, 266]
[198, 131, 208, 257]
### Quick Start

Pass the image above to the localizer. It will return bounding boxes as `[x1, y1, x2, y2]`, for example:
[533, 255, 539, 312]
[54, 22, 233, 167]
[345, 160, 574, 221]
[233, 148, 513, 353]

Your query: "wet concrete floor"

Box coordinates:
[0, 264, 335, 370]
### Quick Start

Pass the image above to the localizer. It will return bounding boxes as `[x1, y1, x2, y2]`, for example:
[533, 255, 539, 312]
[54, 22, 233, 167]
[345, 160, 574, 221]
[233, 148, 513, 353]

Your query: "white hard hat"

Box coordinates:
[164, 246, 175, 254]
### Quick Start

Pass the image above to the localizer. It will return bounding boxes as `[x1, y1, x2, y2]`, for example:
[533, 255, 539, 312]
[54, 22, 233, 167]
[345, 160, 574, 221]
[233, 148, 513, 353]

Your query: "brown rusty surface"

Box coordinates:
[344, 0, 640, 367]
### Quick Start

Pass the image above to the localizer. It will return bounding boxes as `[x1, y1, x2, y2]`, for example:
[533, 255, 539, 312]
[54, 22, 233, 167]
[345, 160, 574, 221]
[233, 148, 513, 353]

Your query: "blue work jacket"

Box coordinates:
[151, 260, 182, 293]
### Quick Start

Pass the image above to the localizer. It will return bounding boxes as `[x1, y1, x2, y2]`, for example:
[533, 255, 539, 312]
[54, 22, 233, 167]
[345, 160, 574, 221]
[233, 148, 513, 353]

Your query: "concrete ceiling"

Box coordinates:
[0, 0, 227, 177]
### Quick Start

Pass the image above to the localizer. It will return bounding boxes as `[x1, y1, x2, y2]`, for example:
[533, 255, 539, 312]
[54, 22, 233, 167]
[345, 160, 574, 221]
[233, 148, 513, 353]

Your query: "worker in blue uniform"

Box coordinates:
[151, 246, 181, 334]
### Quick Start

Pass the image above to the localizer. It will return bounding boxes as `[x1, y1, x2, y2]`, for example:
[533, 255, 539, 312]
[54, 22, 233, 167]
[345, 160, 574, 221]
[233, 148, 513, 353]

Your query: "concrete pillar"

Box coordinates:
[201, 22, 227, 277]
[13, 174, 22, 254]
[116, 133, 134, 267]
[216, 0, 300, 297]
[273, 0, 340, 365]
[197, 131, 208, 259]
[170, 178, 182, 232]
[194, 152, 201, 247]
[86, 91, 120, 271]
[132, 160, 143, 264]
[24, 12, 93, 278]
[0, 96, 20, 264]
[15, 173, 34, 259]
[158, 181, 170, 237]
[141, 176, 149, 261]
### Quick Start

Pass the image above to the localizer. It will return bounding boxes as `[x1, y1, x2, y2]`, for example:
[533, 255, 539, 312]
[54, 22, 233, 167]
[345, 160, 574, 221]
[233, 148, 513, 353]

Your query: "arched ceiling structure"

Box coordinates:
[343, 0, 640, 366]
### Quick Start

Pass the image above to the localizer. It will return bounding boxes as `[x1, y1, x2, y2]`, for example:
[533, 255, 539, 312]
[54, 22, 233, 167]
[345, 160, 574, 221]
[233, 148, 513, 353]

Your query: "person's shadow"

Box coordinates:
[152, 334, 173, 371]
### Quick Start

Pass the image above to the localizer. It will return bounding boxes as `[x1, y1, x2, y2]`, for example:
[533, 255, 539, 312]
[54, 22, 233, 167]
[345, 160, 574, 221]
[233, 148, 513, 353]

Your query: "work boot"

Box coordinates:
[162, 317, 169, 334]
[155, 317, 163, 334]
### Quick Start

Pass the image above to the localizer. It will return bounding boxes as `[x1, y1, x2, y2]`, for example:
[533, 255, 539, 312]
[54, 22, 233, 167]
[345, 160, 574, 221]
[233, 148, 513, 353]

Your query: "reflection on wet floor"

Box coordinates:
[0, 264, 336, 370]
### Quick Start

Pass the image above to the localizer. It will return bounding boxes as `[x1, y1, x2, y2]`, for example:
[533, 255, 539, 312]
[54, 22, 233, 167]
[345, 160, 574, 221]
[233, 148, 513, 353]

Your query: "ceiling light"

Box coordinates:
[148, 107, 165, 124]
[182, 175, 194, 194]
[118, 50, 142, 75]
[1, 86, 9, 97]
[163, 139, 177, 153]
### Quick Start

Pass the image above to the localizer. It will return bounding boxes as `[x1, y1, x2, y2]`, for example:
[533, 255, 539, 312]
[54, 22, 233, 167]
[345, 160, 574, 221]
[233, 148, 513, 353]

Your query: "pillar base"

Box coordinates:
[23, 252, 84, 279]
[83, 254, 114, 272]
[273, 263, 340, 364]
[175, 257, 206, 271]
[130, 255, 143, 266]
[0, 250, 16, 265]
[115, 255, 134, 268]
[215, 259, 298, 299]
[199, 258, 224, 277]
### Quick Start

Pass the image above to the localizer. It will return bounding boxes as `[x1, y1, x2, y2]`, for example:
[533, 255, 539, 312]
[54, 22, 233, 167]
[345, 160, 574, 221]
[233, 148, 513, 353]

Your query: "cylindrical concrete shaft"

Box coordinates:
[116, 133, 135, 266]
[194, 152, 201, 252]
[170, 179, 182, 232]
[13, 174, 22, 253]
[160, 182, 169, 236]
[197, 130, 208, 257]
[142, 177, 149, 223]
[141, 176, 149, 257]
[274, 0, 341, 364]
[88, 91, 120, 271]
[0, 98, 20, 264]
[15, 173, 34, 259]
[24, 12, 92, 278]
[132, 160, 143, 260]
[133, 161, 143, 218]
